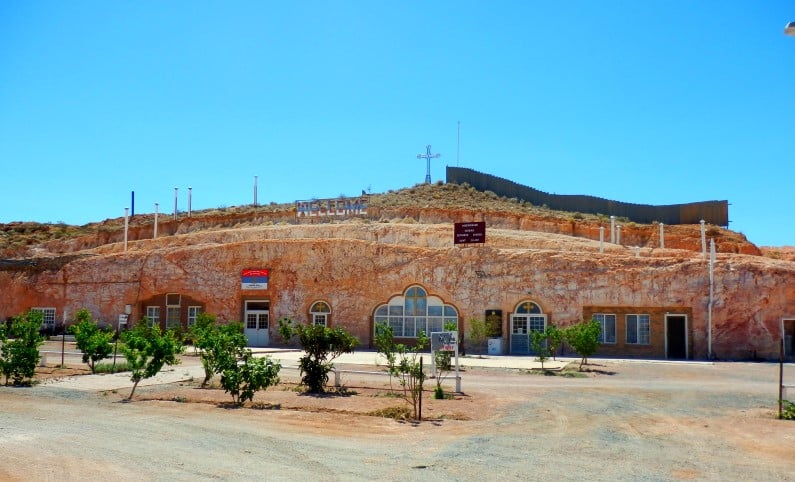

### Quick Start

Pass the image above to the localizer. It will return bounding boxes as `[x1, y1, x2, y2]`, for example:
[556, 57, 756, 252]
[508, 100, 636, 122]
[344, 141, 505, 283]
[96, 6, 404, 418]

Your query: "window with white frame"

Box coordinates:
[187, 306, 202, 327]
[146, 306, 161, 328]
[626, 314, 650, 345]
[373, 286, 458, 338]
[593, 313, 617, 344]
[31, 307, 56, 329]
[310, 301, 331, 327]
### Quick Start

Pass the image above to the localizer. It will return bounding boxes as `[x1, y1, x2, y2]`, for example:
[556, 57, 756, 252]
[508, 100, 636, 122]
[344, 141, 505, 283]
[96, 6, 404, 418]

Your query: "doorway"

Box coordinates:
[665, 315, 688, 359]
[244, 300, 270, 347]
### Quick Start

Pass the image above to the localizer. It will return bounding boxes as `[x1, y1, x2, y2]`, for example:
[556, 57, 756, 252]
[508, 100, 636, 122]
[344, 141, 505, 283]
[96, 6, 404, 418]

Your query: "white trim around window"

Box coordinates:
[31, 307, 56, 328]
[626, 314, 650, 345]
[593, 313, 617, 344]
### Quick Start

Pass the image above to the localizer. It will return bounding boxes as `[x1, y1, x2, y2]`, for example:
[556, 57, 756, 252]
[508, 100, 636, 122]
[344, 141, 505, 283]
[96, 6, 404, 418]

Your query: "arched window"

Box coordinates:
[373, 285, 458, 338]
[515, 301, 543, 315]
[310, 301, 331, 327]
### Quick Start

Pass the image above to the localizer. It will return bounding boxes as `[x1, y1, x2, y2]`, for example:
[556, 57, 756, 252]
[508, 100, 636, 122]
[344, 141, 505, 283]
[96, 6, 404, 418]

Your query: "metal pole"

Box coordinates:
[457, 121, 460, 167]
[154, 203, 159, 239]
[779, 336, 784, 419]
[174, 187, 178, 220]
[455, 337, 461, 393]
[124, 207, 129, 252]
[61, 311, 66, 368]
[708, 238, 715, 358]
[188, 187, 192, 217]
[131, 191, 135, 218]
[418, 356, 423, 421]
[659, 222, 665, 249]
[616, 225, 621, 245]
[254, 175, 258, 206]
[700, 220, 706, 258]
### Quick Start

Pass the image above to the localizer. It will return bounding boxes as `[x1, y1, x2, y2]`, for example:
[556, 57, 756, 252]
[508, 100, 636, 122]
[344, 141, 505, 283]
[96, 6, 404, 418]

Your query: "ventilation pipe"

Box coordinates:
[610, 216, 616, 244]
[700, 220, 706, 258]
[154, 203, 159, 239]
[599, 226, 604, 253]
[659, 222, 664, 249]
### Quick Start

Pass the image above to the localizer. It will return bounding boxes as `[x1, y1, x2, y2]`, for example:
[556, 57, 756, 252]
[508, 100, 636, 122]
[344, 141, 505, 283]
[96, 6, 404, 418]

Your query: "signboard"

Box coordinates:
[431, 331, 458, 352]
[485, 309, 503, 337]
[242, 269, 269, 290]
[454, 222, 485, 244]
[295, 196, 368, 218]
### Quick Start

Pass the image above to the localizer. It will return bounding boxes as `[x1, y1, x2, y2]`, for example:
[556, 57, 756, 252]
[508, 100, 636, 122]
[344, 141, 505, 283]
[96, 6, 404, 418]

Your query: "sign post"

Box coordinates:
[431, 331, 461, 393]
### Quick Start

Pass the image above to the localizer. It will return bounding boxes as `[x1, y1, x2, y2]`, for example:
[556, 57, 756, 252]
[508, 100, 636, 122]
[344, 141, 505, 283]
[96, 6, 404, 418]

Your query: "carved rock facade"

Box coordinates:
[1, 222, 793, 360]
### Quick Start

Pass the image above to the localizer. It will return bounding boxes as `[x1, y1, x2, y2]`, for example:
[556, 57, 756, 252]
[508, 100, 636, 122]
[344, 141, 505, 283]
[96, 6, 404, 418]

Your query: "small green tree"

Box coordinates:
[546, 324, 565, 361]
[564, 319, 602, 371]
[69, 308, 114, 373]
[192, 315, 248, 388]
[120, 321, 184, 400]
[396, 331, 429, 420]
[220, 351, 281, 406]
[531, 329, 550, 370]
[374, 322, 398, 391]
[279, 318, 358, 393]
[468, 318, 490, 356]
[433, 320, 457, 399]
[1, 311, 45, 385]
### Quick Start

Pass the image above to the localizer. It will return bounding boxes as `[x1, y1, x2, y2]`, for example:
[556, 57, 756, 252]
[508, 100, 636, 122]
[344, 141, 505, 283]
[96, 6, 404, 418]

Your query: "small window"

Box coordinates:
[187, 306, 202, 327]
[31, 307, 56, 328]
[310, 301, 331, 327]
[626, 314, 650, 345]
[594, 314, 616, 344]
[146, 306, 161, 328]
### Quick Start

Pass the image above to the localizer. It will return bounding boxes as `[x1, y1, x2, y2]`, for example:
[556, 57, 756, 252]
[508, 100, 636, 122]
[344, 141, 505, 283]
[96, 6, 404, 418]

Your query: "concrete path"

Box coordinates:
[39, 348, 574, 392]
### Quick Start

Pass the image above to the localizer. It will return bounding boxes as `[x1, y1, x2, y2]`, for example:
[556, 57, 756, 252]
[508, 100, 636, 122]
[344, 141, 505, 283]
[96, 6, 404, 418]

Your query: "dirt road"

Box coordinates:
[1, 359, 793, 481]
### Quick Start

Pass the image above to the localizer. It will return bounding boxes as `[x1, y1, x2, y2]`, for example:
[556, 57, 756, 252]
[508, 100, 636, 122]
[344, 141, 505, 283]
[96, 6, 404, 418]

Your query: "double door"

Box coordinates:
[244, 300, 269, 347]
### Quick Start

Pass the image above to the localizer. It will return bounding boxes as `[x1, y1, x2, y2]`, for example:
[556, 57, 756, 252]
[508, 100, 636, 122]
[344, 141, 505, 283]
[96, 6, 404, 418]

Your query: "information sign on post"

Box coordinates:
[431, 331, 461, 393]
[454, 222, 485, 244]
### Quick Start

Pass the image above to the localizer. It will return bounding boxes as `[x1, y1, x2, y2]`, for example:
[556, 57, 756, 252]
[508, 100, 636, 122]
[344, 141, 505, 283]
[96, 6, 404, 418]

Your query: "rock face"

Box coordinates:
[1, 217, 793, 361]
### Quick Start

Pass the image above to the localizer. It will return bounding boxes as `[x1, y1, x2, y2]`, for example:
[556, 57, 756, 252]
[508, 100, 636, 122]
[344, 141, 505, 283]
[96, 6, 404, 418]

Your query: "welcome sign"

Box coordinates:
[241, 269, 269, 290]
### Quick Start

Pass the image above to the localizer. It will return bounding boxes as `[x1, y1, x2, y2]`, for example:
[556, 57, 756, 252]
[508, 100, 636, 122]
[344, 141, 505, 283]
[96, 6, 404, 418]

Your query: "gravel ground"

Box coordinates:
[1, 356, 793, 481]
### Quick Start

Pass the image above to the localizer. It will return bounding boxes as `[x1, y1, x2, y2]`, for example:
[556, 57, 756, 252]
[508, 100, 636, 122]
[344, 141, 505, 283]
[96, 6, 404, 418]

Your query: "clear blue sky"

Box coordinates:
[1, 1, 793, 246]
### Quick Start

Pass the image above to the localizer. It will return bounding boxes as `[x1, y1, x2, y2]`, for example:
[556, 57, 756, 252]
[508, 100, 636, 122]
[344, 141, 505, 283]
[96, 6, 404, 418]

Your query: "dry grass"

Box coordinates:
[0, 182, 761, 258]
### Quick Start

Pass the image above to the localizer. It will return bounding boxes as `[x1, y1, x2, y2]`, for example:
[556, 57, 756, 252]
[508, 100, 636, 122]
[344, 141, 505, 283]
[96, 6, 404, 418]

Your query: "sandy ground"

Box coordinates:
[1, 347, 793, 481]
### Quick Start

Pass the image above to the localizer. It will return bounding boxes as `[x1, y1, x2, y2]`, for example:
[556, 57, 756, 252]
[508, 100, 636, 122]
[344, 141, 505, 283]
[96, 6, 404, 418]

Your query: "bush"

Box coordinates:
[94, 361, 131, 374]
[782, 400, 795, 420]
[69, 308, 114, 373]
[1, 311, 45, 385]
[279, 318, 358, 393]
[221, 351, 281, 406]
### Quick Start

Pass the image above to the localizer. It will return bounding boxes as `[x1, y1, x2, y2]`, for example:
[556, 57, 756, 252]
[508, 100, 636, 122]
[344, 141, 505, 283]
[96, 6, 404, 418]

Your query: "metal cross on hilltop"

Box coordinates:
[417, 145, 441, 184]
